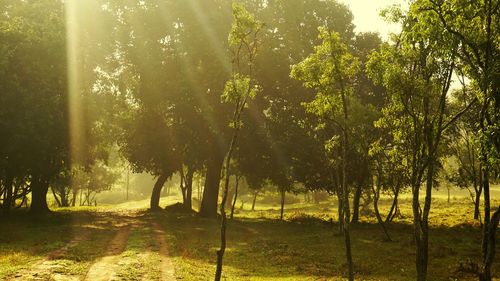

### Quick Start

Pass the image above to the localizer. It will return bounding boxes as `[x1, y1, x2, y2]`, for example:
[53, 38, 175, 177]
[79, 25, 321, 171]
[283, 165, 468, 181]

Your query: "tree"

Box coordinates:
[0, 0, 70, 214]
[215, 3, 263, 280]
[446, 86, 483, 220]
[291, 27, 360, 281]
[367, 4, 476, 278]
[416, 1, 500, 279]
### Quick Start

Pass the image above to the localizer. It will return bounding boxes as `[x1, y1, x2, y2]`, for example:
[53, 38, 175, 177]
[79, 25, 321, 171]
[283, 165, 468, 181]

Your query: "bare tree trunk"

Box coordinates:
[215, 132, 238, 281]
[71, 190, 77, 207]
[482, 168, 491, 260]
[51, 187, 62, 207]
[337, 191, 344, 233]
[414, 157, 434, 281]
[340, 85, 353, 281]
[474, 184, 482, 220]
[351, 185, 362, 223]
[2, 174, 13, 215]
[230, 175, 239, 219]
[184, 168, 194, 211]
[30, 176, 50, 213]
[373, 170, 391, 241]
[480, 206, 500, 281]
[251, 191, 258, 211]
[280, 189, 285, 220]
[386, 184, 400, 223]
[200, 154, 224, 218]
[150, 175, 167, 211]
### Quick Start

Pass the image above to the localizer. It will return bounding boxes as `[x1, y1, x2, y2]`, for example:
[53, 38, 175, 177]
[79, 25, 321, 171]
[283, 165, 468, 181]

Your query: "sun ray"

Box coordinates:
[65, 0, 85, 169]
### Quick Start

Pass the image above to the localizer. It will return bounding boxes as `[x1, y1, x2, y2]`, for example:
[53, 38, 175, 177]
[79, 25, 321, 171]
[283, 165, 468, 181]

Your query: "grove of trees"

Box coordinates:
[0, 0, 499, 280]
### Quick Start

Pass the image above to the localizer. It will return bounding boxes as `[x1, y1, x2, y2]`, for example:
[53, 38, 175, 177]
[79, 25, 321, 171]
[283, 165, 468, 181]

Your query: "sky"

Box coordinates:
[337, 0, 409, 39]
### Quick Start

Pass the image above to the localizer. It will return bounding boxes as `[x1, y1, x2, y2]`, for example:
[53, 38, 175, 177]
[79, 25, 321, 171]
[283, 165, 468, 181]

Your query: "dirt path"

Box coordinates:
[83, 225, 131, 281]
[8, 224, 93, 281]
[152, 221, 176, 281]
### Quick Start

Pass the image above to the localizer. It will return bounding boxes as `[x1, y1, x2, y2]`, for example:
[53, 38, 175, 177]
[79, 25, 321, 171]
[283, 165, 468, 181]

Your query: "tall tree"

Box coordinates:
[291, 27, 360, 281]
[215, 3, 263, 280]
[367, 4, 476, 279]
[416, 1, 500, 279]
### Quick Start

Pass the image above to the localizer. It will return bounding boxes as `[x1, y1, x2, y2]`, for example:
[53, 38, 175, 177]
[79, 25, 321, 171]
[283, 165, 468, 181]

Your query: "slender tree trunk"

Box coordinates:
[200, 155, 224, 218]
[474, 182, 482, 220]
[150, 175, 167, 211]
[251, 192, 257, 211]
[280, 189, 285, 220]
[184, 168, 194, 211]
[373, 170, 391, 241]
[2, 174, 13, 215]
[226, 182, 235, 209]
[351, 185, 362, 223]
[61, 189, 69, 207]
[482, 168, 490, 259]
[71, 190, 77, 207]
[480, 206, 500, 281]
[215, 126, 239, 281]
[415, 157, 434, 281]
[386, 185, 400, 223]
[230, 175, 239, 220]
[340, 87, 353, 281]
[180, 167, 186, 203]
[30, 176, 50, 213]
[337, 191, 344, 233]
[51, 187, 62, 207]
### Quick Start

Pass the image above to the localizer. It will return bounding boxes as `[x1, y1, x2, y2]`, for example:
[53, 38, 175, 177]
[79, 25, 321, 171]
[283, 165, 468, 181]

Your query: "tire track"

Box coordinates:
[151, 221, 176, 281]
[84, 226, 131, 281]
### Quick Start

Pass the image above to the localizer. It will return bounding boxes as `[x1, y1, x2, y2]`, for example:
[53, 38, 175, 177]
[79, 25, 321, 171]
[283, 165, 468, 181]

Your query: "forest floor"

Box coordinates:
[0, 196, 499, 280]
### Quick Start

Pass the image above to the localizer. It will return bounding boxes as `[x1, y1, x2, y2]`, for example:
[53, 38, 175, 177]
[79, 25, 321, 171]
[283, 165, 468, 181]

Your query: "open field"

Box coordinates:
[1, 195, 499, 281]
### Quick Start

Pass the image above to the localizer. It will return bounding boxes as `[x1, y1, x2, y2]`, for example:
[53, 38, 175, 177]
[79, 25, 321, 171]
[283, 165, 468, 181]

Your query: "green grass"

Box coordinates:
[0, 213, 76, 278]
[0, 196, 499, 280]
[155, 197, 500, 281]
[115, 226, 162, 280]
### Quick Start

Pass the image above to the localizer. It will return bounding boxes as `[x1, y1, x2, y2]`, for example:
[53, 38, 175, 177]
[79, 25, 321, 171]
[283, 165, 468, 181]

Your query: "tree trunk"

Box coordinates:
[71, 190, 77, 207]
[414, 156, 435, 281]
[184, 168, 194, 211]
[351, 185, 362, 223]
[386, 185, 400, 223]
[474, 185, 482, 220]
[251, 192, 257, 211]
[373, 170, 391, 241]
[2, 174, 13, 215]
[340, 86, 353, 281]
[150, 174, 167, 211]
[51, 187, 62, 207]
[61, 189, 69, 207]
[215, 100, 243, 281]
[230, 175, 239, 219]
[200, 155, 224, 218]
[280, 189, 285, 220]
[30, 177, 50, 213]
[337, 191, 344, 233]
[480, 206, 500, 281]
[225, 185, 235, 209]
[482, 168, 491, 260]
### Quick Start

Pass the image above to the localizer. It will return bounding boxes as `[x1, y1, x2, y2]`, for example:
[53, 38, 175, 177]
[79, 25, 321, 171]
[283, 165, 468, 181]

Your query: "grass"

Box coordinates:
[115, 226, 162, 280]
[0, 194, 499, 280]
[157, 196, 500, 281]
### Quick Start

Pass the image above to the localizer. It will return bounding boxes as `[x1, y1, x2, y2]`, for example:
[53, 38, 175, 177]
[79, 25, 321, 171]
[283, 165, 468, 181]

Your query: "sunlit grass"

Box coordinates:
[1, 195, 498, 280]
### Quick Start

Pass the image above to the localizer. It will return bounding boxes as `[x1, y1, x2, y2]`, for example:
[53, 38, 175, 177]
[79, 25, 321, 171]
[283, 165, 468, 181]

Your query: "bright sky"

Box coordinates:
[338, 0, 409, 39]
